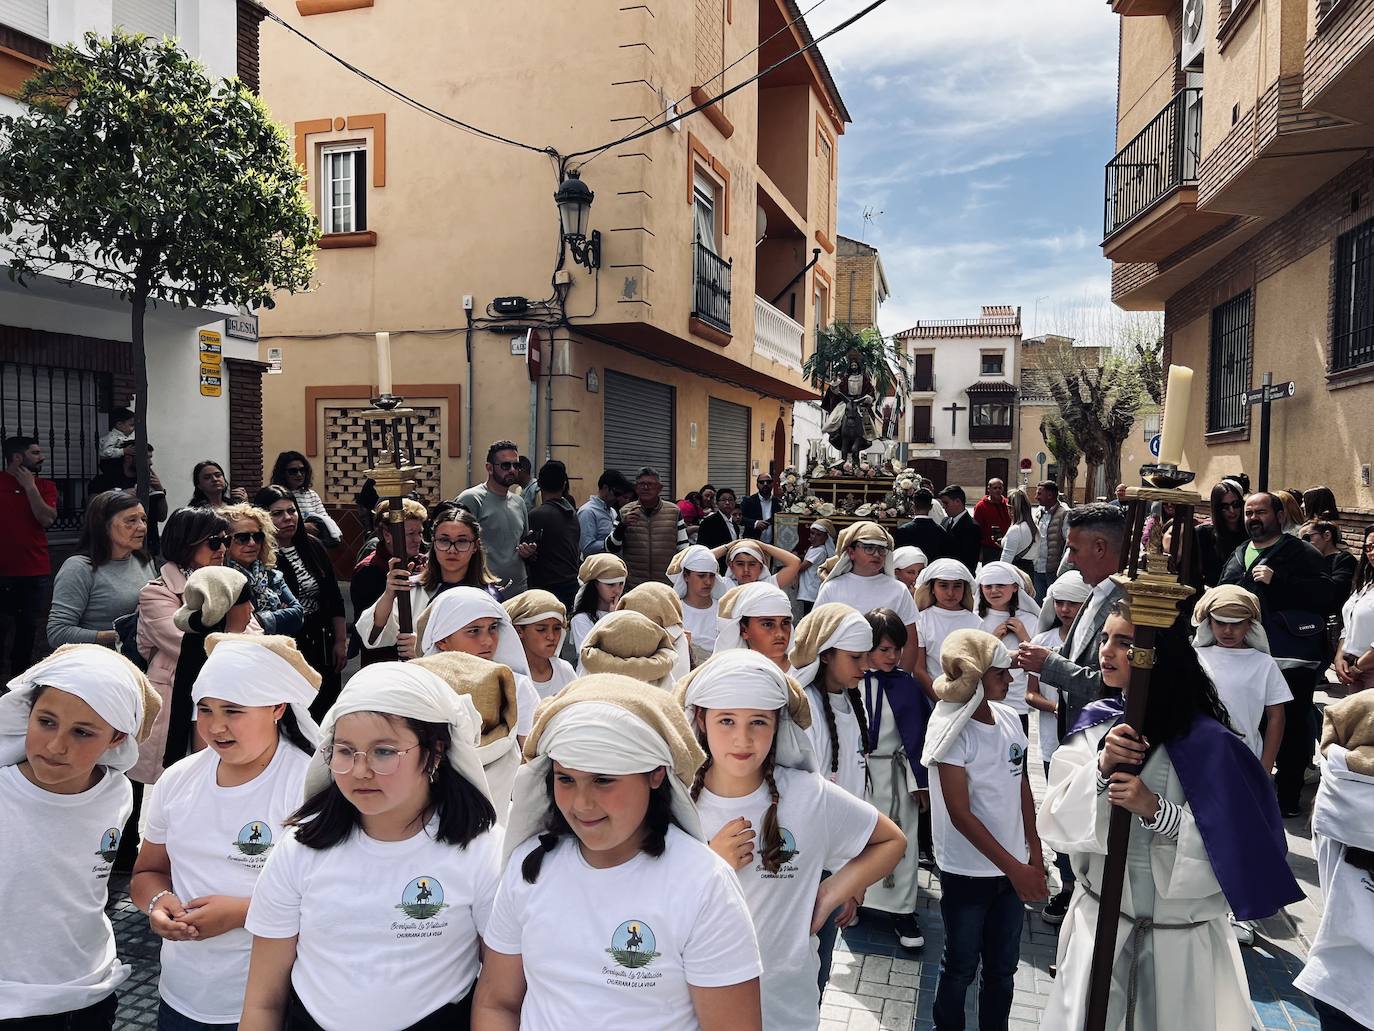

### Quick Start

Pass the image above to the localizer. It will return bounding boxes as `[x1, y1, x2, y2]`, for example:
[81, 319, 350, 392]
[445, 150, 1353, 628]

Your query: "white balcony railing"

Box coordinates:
[754, 295, 804, 371]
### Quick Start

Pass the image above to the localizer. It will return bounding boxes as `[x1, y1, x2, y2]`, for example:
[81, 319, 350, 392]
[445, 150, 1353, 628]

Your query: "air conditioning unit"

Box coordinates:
[1181, 0, 1205, 69]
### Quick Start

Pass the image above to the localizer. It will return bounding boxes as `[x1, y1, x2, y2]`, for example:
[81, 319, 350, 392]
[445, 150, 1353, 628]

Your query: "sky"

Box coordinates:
[807, 0, 1128, 343]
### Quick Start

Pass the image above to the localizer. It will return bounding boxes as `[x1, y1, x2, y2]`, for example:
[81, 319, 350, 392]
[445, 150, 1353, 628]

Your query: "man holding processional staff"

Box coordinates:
[1035, 367, 1302, 1031]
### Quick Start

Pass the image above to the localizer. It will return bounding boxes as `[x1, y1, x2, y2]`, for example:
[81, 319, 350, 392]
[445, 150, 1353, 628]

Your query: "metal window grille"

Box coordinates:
[1333, 217, 1374, 372]
[0, 363, 108, 531]
[692, 237, 732, 334]
[1207, 291, 1253, 432]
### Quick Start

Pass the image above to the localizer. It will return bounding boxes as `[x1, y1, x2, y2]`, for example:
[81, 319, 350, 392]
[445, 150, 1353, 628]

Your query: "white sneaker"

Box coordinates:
[1229, 916, 1255, 946]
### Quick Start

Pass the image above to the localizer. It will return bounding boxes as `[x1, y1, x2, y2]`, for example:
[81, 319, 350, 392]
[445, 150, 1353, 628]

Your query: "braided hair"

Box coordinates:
[689, 752, 714, 801]
[814, 679, 842, 774]
[521, 765, 676, 883]
[691, 717, 787, 873]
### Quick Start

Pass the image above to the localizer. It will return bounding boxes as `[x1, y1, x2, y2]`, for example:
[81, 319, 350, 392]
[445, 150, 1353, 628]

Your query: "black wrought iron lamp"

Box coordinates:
[555, 169, 601, 270]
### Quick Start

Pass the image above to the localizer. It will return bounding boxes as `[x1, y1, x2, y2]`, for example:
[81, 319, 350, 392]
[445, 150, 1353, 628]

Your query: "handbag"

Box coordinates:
[1264, 609, 1326, 664]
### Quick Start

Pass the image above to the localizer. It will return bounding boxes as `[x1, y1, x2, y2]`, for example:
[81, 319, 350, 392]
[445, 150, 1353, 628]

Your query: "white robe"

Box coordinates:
[1036, 723, 1252, 1031]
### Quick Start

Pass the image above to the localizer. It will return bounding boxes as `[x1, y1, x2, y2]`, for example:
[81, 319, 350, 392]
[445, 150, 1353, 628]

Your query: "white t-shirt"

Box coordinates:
[569, 611, 607, 654]
[1068, 578, 1116, 663]
[999, 523, 1034, 566]
[798, 545, 829, 604]
[803, 683, 867, 799]
[927, 702, 1029, 878]
[0, 764, 133, 1019]
[979, 608, 1033, 714]
[1341, 586, 1374, 655]
[816, 571, 918, 627]
[529, 656, 577, 700]
[917, 606, 983, 683]
[484, 826, 762, 1031]
[1030, 627, 1067, 762]
[1194, 645, 1292, 757]
[246, 817, 503, 1029]
[515, 674, 539, 736]
[682, 600, 719, 653]
[143, 742, 311, 1023]
[695, 767, 877, 1030]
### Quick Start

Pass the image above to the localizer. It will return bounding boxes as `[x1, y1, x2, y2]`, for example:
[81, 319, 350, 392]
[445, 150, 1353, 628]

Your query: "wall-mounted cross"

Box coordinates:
[943, 401, 966, 435]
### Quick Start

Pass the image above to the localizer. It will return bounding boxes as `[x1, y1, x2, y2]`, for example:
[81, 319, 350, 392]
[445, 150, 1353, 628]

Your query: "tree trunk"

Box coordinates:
[1104, 438, 1124, 492]
[131, 282, 152, 518]
[1083, 461, 1100, 502]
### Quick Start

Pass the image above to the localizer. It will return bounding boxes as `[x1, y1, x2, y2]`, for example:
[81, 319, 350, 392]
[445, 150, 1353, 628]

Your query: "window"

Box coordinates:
[972, 402, 1012, 427]
[1207, 291, 1253, 432]
[320, 144, 367, 235]
[1142, 412, 1161, 440]
[969, 400, 1014, 442]
[113, 0, 176, 37]
[911, 404, 933, 442]
[1333, 216, 1374, 372]
[0, 0, 48, 39]
[693, 169, 719, 253]
[815, 130, 833, 240]
[980, 352, 1005, 376]
[912, 353, 934, 392]
[813, 286, 829, 340]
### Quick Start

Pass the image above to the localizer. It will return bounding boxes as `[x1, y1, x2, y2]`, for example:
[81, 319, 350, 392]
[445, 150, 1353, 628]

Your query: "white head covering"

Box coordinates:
[504, 691, 703, 865]
[418, 586, 530, 677]
[574, 554, 628, 612]
[668, 545, 725, 601]
[504, 590, 569, 657]
[678, 650, 817, 771]
[1044, 570, 1092, 606]
[305, 662, 491, 804]
[722, 540, 776, 588]
[920, 629, 1012, 767]
[0, 646, 156, 772]
[975, 561, 1042, 624]
[893, 546, 928, 571]
[915, 558, 977, 611]
[713, 582, 793, 654]
[194, 636, 323, 749]
[787, 605, 876, 686]
[827, 521, 897, 580]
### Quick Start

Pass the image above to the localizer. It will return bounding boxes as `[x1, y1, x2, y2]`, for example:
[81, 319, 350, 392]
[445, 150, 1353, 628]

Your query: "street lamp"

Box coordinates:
[555, 169, 601, 270]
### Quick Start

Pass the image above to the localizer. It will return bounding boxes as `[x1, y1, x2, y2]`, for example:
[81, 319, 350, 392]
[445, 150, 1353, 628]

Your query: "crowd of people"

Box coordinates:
[2, 425, 1371, 1031]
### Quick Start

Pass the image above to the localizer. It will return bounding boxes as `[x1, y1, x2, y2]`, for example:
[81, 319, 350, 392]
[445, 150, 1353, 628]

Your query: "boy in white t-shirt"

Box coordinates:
[797, 521, 835, 614]
[921, 629, 1047, 1031]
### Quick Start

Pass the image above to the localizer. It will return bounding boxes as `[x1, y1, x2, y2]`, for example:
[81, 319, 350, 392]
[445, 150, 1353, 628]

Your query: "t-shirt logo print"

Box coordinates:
[96, 828, 121, 863]
[607, 920, 659, 969]
[397, 876, 448, 920]
[1007, 742, 1026, 776]
[234, 820, 273, 857]
[776, 827, 800, 866]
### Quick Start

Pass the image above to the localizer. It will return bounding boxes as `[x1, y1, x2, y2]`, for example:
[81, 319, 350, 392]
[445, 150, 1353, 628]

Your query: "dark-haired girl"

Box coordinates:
[680, 651, 903, 1030]
[1038, 603, 1302, 1030]
[241, 663, 501, 1030]
[269, 452, 341, 547]
[1195, 479, 1248, 588]
[131, 636, 320, 1030]
[975, 562, 1041, 734]
[188, 461, 247, 510]
[474, 676, 763, 1031]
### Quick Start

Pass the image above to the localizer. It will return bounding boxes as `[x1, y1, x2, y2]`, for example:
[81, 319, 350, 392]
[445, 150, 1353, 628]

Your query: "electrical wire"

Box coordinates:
[564, 0, 890, 167]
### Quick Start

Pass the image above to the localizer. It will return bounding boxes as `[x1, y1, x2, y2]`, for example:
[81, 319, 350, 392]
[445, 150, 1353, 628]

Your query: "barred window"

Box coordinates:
[1207, 291, 1252, 433]
[1333, 216, 1374, 372]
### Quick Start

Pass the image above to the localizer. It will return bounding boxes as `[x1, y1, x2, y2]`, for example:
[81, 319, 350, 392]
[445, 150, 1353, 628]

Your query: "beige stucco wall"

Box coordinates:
[1117, 15, 1179, 146]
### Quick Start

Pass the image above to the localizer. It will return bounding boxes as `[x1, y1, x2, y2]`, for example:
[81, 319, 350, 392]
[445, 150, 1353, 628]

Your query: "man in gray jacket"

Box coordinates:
[1013, 503, 1128, 735]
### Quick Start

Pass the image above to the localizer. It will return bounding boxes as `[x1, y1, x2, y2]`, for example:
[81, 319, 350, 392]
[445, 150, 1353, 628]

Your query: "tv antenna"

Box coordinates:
[860, 206, 883, 241]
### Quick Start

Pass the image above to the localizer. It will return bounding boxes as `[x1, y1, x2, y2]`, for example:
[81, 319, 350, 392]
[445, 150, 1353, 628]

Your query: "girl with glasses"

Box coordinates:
[223, 504, 304, 640]
[241, 663, 501, 1030]
[131, 636, 319, 1031]
[268, 452, 341, 548]
[1196, 479, 1249, 588]
[815, 522, 922, 675]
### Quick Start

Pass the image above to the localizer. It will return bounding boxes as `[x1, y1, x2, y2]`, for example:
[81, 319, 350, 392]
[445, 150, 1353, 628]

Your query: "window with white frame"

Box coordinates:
[693, 168, 719, 253]
[320, 143, 368, 235]
[980, 351, 1005, 376]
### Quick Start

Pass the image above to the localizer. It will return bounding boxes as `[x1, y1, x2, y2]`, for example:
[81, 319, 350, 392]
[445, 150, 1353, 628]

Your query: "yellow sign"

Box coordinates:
[200, 364, 222, 397]
[199, 329, 223, 368]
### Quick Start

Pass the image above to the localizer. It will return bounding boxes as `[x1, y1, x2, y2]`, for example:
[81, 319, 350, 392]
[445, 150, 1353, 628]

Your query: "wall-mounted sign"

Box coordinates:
[198, 329, 222, 367]
[225, 314, 259, 342]
[199, 366, 222, 397]
[267, 347, 283, 375]
[585, 368, 600, 393]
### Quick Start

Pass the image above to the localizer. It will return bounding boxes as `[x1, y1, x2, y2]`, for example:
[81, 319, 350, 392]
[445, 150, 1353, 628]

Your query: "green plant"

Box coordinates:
[0, 30, 318, 504]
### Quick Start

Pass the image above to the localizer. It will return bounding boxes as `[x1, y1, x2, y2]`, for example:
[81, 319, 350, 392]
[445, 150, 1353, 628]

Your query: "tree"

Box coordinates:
[1040, 412, 1080, 502]
[0, 31, 317, 506]
[1134, 333, 1164, 406]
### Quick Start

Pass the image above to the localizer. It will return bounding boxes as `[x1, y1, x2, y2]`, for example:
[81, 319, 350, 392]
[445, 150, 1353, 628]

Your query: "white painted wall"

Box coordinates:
[792, 398, 826, 470]
[906, 336, 1015, 450]
[34, 0, 236, 79]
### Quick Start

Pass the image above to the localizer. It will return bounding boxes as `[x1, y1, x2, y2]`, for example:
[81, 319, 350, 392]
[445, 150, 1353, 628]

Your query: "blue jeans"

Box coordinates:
[934, 872, 1023, 1031]
[1032, 571, 1049, 600]
[1313, 997, 1372, 1031]
[157, 1002, 236, 1031]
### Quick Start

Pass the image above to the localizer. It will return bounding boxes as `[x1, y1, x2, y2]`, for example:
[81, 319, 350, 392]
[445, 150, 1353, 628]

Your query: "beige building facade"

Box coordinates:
[1104, 0, 1374, 509]
[256, 0, 848, 508]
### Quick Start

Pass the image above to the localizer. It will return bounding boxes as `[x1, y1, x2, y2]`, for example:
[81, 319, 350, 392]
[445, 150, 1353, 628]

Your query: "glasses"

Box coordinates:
[199, 535, 229, 551]
[1219, 501, 1244, 511]
[1364, 543, 1374, 553]
[324, 743, 421, 776]
[285, 466, 307, 476]
[858, 543, 889, 557]
[434, 536, 477, 553]
[231, 531, 267, 545]
[494, 461, 520, 470]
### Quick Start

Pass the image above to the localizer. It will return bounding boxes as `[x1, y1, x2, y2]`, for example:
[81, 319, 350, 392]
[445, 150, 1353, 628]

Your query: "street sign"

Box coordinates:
[225, 314, 258, 342]
[526, 328, 543, 382]
[1036, 451, 1046, 465]
[1244, 381, 1295, 406]
[1249, 373, 1295, 491]
[198, 329, 222, 368]
[1149, 433, 1161, 458]
[1019, 457, 1033, 471]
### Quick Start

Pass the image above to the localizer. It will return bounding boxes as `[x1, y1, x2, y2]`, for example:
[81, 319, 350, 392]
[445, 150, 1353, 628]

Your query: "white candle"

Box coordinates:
[375, 331, 393, 395]
[1157, 364, 1193, 467]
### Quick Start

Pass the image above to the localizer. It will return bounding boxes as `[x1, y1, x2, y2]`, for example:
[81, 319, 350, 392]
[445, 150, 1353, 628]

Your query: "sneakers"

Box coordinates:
[1041, 889, 1072, 926]
[893, 912, 924, 950]
[918, 848, 937, 870]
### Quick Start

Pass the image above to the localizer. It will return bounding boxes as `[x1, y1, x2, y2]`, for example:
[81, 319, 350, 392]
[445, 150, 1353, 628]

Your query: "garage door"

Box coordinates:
[603, 370, 674, 498]
[707, 397, 750, 498]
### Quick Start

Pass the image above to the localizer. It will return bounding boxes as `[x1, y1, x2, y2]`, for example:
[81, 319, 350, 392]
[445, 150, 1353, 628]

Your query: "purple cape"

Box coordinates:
[1068, 698, 1303, 921]
[863, 669, 934, 789]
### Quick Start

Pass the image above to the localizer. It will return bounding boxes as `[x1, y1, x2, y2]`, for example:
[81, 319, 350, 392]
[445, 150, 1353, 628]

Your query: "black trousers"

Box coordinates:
[1275, 665, 1319, 810]
[285, 988, 470, 1031]
[0, 574, 48, 675]
[0, 993, 118, 1031]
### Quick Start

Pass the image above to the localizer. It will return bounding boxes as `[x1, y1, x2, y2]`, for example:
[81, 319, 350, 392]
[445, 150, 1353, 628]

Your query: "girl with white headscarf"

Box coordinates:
[242, 662, 501, 1030]
[713, 581, 794, 670]
[0, 645, 159, 1027]
[415, 586, 541, 744]
[913, 559, 982, 701]
[713, 539, 803, 591]
[130, 634, 319, 1029]
[569, 553, 628, 654]
[669, 545, 724, 666]
[816, 522, 921, 673]
[892, 546, 927, 595]
[505, 589, 577, 700]
[678, 651, 904, 1031]
[975, 562, 1042, 732]
[797, 521, 837, 615]
[474, 675, 764, 1031]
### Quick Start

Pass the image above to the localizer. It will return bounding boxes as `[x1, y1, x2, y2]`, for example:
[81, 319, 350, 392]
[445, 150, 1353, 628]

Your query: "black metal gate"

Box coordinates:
[1207, 291, 1253, 433]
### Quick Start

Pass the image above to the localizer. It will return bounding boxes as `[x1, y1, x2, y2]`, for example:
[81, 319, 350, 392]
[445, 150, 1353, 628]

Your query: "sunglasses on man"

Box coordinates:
[493, 460, 520, 471]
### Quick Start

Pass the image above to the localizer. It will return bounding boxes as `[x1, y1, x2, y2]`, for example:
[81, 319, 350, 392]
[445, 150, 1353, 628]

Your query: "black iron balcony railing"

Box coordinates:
[1103, 87, 1202, 239]
[692, 237, 732, 335]
[968, 422, 1014, 444]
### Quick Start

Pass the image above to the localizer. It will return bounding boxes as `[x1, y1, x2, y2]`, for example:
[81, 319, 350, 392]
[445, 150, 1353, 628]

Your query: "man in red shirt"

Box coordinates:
[973, 476, 1012, 565]
[0, 436, 58, 674]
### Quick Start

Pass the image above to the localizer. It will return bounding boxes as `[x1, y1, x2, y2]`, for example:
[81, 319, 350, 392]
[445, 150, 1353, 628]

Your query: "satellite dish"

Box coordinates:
[755, 203, 767, 246]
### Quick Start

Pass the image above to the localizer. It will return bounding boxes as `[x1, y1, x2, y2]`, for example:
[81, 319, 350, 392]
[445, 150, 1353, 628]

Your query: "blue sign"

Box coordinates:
[1149, 434, 1162, 458]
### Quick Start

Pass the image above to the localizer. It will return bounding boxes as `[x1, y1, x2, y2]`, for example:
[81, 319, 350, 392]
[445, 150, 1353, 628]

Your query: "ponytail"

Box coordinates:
[279, 707, 314, 756]
[758, 750, 786, 874]
[815, 686, 840, 774]
[689, 752, 714, 801]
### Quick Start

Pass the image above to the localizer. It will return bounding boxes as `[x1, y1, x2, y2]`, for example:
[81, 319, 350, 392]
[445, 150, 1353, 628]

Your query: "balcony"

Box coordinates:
[1110, 0, 1173, 12]
[753, 296, 803, 370]
[1304, 0, 1374, 123]
[689, 237, 732, 345]
[1102, 88, 1231, 262]
[969, 423, 1014, 444]
[911, 374, 936, 394]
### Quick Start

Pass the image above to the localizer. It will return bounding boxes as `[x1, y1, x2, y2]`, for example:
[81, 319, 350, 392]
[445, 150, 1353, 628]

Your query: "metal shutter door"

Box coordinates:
[0, 0, 47, 38]
[603, 370, 674, 498]
[113, 0, 176, 37]
[707, 396, 749, 496]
